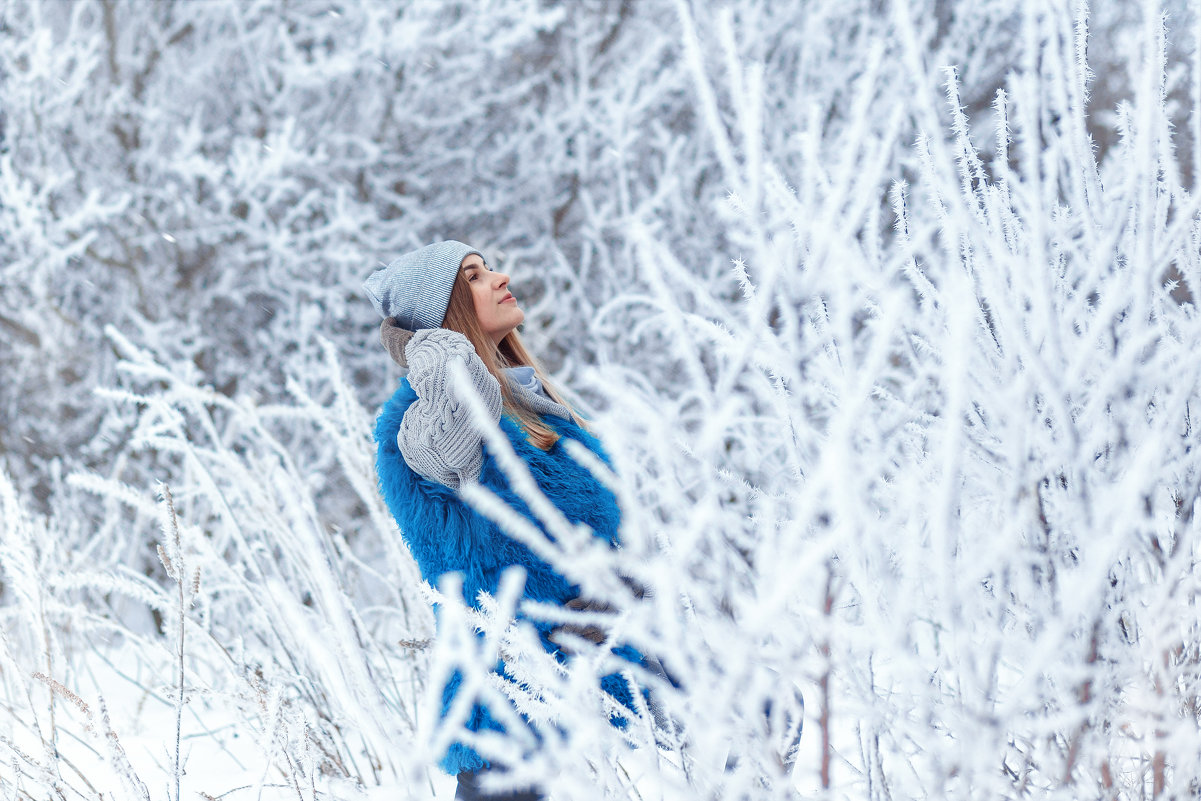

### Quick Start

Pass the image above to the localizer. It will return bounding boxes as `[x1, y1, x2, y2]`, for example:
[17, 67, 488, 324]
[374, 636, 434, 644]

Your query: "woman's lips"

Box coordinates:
[501, 294, 515, 303]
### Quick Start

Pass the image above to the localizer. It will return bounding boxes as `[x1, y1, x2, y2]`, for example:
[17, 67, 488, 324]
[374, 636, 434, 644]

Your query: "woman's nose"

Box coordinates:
[494, 271, 510, 288]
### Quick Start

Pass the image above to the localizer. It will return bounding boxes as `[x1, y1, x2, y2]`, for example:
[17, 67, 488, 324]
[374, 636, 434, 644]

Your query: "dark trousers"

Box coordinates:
[454, 769, 543, 801]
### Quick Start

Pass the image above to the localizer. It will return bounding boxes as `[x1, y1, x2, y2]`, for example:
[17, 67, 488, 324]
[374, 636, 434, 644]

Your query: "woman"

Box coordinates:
[364, 241, 640, 801]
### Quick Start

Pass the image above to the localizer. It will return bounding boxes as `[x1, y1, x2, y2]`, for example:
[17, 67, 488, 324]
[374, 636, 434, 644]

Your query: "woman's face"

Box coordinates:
[460, 253, 524, 344]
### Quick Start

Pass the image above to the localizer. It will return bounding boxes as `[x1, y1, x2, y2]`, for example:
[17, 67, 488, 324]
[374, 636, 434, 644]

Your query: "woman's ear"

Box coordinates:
[380, 317, 415, 368]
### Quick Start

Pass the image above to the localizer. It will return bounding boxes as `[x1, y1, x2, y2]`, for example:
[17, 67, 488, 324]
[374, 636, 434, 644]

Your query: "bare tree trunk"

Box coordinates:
[820, 562, 835, 791]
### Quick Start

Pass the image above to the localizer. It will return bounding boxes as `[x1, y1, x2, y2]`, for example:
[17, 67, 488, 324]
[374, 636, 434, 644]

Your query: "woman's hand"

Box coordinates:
[398, 328, 503, 489]
[404, 328, 485, 395]
[551, 596, 614, 647]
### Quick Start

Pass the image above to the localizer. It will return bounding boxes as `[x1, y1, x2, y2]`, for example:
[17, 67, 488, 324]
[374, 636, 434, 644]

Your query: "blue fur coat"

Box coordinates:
[374, 376, 638, 775]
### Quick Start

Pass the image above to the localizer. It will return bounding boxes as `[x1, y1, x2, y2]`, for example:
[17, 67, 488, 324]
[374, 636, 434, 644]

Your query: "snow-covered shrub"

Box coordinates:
[567, 3, 1201, 798]
[3, 0, 1201, 798]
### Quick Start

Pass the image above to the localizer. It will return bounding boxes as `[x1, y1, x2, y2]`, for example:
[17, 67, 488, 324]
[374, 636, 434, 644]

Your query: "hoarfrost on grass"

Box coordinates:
[3, 0, 1201, 799]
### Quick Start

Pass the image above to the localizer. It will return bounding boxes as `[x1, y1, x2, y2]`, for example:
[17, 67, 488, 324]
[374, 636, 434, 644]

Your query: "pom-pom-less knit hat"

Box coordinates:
[362, 240, 482, 330]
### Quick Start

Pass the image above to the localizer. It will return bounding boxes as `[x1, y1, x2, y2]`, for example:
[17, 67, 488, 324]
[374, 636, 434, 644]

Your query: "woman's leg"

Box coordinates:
[454, 769, 543, 801]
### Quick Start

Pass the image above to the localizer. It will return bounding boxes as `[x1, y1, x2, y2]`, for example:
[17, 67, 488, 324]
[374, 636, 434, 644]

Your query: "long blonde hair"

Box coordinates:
[441, 271, 585, 450]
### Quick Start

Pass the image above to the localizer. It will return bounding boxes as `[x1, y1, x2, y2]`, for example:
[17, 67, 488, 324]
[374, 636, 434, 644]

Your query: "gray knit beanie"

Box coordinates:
[362, 240, 482, 330]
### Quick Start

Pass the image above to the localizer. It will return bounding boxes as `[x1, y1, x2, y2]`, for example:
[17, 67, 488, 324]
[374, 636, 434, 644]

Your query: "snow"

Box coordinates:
[3, 0, 1201, 799]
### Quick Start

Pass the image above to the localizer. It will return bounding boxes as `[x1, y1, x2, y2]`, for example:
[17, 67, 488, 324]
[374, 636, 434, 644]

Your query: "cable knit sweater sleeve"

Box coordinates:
[398, 328, 503, 490]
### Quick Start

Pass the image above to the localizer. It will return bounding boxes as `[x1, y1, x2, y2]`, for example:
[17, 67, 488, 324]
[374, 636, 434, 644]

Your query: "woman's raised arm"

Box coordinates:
[398, 327, 502, 489]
